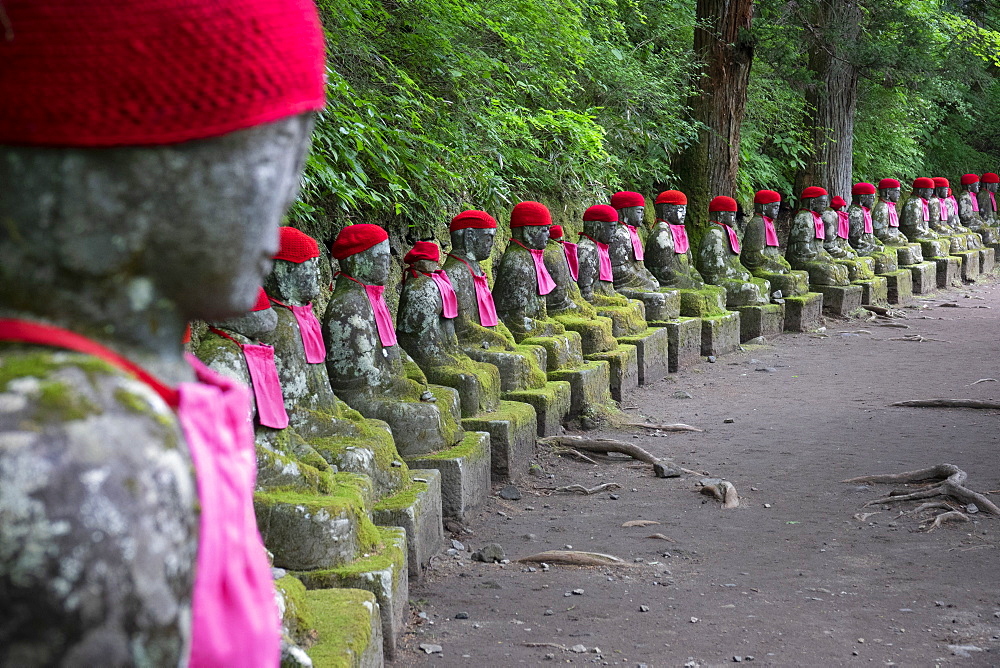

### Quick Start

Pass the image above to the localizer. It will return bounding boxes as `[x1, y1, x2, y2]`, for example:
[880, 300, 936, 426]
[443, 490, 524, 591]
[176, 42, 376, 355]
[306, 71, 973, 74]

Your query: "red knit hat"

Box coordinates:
[331, 224, 389, 260]
[753, 190, 781, 204]
[250, 287, 272, 312]
[851, 182, 876, 195]
[550, 225, 564, 239]
[274, 227, 320, 263]
[912, 177, 935, 189]
[582, 204, 618, 222]
[610, 191, 645, 209]
[655, 190, 687, 205]
[932, 177, 949, 188]
[878, 178, 901, 189]
[982, 173, 999, 184]
[830, 196, 847, 209]
[960, 174, 979, 185]
[450, 210, 497, 231]
[801, 186, 828, 199]
[0, 0, 326, 147]
[404, 241, 439, 265]
[510, 201, 552, 228]
[709, 196, 738, 212]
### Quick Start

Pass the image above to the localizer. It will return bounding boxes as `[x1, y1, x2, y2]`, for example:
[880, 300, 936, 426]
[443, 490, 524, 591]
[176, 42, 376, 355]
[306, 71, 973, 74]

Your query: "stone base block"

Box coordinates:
[872, 250, 898, 274]
[879, 269, 913, 305]
[406, 431, 491, 520]
[661, 316, 702, 372]
[555, 314, 617, 356]
[297, 526, 408, 659]
[980, 248, 995, 274]
[700, 312, 741, 357]
[953, 249, 980, 281]
[986, 243, 1000, 265]
[521, 331, 584, 371]
[919, 238, 951, 259]
[678, 286, 727, 318]
[811, 284, 863, 317]
[897, 243, 924, 265]
[548, 359, 613, 418]
[595, 300, 647, 337]
[783, 292, 824, 332]
[931, 256, 961, 288]
[903, 261, 937, 294]
[622, 288, 679, 322]
[586, 344, 639, 402]
[618, 326, 671, 385]
[737, 303, 785, 341]
[505, 380, 572, 437]
[305, 587, 384, 668]
[373, 470, 443, 579]
[461, 400, 538, 481]
[853, 276, 888, 306]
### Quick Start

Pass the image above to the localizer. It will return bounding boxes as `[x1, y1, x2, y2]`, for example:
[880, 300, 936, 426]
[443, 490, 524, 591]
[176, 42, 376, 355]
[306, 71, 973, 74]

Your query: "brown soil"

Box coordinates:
[396, 278, 1000, 667]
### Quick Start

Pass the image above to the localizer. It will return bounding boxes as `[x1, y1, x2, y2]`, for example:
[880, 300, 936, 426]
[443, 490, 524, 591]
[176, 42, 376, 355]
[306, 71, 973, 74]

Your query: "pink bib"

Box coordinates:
[429, 270, 459, 319]
[471, 273, 499, 326]
[836, 210, 849, 239]
[669, 223, 690, 253]
[625, 225, 645, 261]
[970, 192, 980, 212]
[209, 327, 289, 430]
[861, 207, 873, 234]
[339, 273, 397, 347]
[290, 303, 325, 364]
[947, 196, 958, 218]
[990, 191, 997, 213]
[939, 199, 948, 221]
[809, 210, 825, 239]
[583, 234, 613, 281]
[717, 222, 741, 254]
[510, 238, 556, 295]
[920, 198, 930, 222]
[562, 241, 580, 281]
[887, 201, 899, 227]
[762, 216, 779, 247]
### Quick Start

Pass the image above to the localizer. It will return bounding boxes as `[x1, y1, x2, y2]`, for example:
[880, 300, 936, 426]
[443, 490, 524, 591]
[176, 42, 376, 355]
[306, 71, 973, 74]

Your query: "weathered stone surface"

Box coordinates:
[373, 469, 444, 579]
[904, 261, 938, 294]
[737, 303, 785, 341]
[700, 312, 741, 357]
[618, 326, 671, 384]
[918, 238, 951, 259]
[662, 317, 702, 372]
[697, 221, 770, 307]
[932, 256, 962, 288]
[548, 360, 613, 418]
[787, 197, 851, 286]
[461, 400, 538, 481]
[880, 269, 913, 305]
[783, 292, 824, 332]
[587, 344, 639, 401]
[980, 248, 995, 274]
[853, 276, 888, 306]
[811, 284, 863, 316]
[678, 286, 728, 318]
[896, 243, 924, 265]
[304, 587, 384, 668]
[952, 250, 980, 281]
[506, 380, 573, 436]
[406, 431, 491, 520]
[644, 202, 704, 289]
[521, 332, 585, 371]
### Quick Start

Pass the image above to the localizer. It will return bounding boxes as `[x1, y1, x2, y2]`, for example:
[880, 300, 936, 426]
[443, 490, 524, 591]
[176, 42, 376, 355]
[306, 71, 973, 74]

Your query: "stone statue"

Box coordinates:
[607, 191, 674, 321]
[847, 182, 897, 274]
[323, 224, 463, 456]
[696, 196, 770, 305]
[0, 1, 324, 662]
[741, 189, 808, 296]
[899, 178, 940, 242]
[957, 174, 988, 236]
[978, 173, 1000, 226]
[872, 178, 911, 250]
[825, 195, 876, 281]
[786, 187, 850, 285]
[644, 190, 705, 289]
[933, 178, 975, 252]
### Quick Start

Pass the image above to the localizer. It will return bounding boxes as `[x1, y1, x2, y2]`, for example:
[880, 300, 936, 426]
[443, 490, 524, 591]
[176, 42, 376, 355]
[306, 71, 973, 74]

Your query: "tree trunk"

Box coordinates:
[672, 0, 754, 240]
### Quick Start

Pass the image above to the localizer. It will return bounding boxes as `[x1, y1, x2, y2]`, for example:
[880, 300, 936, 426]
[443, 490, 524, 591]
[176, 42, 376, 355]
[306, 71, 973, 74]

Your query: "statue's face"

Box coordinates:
[665, 204, 686, 225]
[619, 206, 644, 226]
[520, 224, 551, 250]
[714, 210, 737, 225]
[348, 239, 392, 286]
[810, 196, 829, 213]
[882, 187, 901, 202]
[468, 228, 496, 261]
[934, 186, 948, 198]
[967, 182, 980, 193]
[595, 220, 617, 245]
[762, 202, 780, 219]
[987, 182, 997, 193]
[917, 187, 933, 199]
[271, 257, 321, 303]
[859, 194, 875, 208]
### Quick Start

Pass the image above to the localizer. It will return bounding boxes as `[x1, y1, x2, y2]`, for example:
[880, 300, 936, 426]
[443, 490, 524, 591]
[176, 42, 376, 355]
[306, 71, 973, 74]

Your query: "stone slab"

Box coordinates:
[618, 326, 671, 385]
[986, 243, 1000, 265]
[810, 284, 863, 317]
[919, 238, 951, 259]
[505, 380, 572, 437]
[953, 249, 980, 281]
[981, 248, 995, 274]
[782, 292, 824, 332]
[304, 588, 384, 668]
[879, 269, 913, 306]
[548, 359, 613, 418]
[853, 276, 888, 306]
[737, 303, 785, 342]
[586, 344, 639, 402]
[626, 288, 680, 322]
[461, 400, 538, 481]
[372, 469, 443, 580]
[700, 312, 741, 358]
[678, 286, 727, 318]
[406, 431, 491, 521]
[660, 316, 702, 372]
[521, 331, 584, 371]
[896, 243, 923, 266]
[871, 250, 898, 274]
[903, 261, 937, 294]
[932, 256, 961, 288]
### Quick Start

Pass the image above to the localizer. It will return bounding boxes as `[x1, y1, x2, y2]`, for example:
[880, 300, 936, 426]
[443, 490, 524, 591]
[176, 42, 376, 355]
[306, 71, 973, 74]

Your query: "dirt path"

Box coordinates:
[396, 280, 1000, 667]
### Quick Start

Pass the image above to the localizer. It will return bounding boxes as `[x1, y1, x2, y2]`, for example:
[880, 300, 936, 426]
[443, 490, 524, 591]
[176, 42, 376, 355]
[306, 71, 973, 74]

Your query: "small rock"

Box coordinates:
[754, 367, 776, 373]
[472, 543, 506, 563]
[528, 464, 544, 477]
[609, 494, 620, 500]
[419, 391, 437, 403]
[673, 391, 693, 400]
[967, 503, 979, 514]
[451, 539, 465, 551]
[498, 485, 521, 500]
[544, 653, 555, 660]
[591, 647, 601, 654]
[639, 605, 649, 612]
[746, 336, 767, 345]
[446, 548, 458, 556]
[271, 567, 286, 580]
[524, 533, 537, 541]
[417, 611, 429, 619]
[391, 460, 403, 467]
[733, 657, 743, 663]
[419, 643, 442, 654]
[707, 355, 716, 363]
[690, 617, 699, 623]
[763, 503, 771, 508]
[570, 644, 588, 653]
[544, 609, 554, 616]
[572, 588, 585, 595]
[723, 418, 735, 423]
[851, 651, 859, 656]
[455, 611, 469, 619]
[564, 544, 573, 550]
[857, 638, 864, 643]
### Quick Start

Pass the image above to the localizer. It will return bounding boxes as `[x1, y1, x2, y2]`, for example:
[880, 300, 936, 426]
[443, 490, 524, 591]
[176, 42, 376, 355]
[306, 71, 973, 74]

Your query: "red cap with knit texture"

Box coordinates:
[932, 177, 949, 188]
[331, 224, 389, 260]
[550, 226, 564, 239]
[831, 196, 847, 209]
[582, 204, 618, 222]
[753, 190, 781, 204]
[960, 174, 979, 185]
[450, 210, 497, 231]
[274, 226, 320, 263]
[250, 288, 272, 312]
[913, 177, 935, 189]
[0, 0, 326, 147]
[404, 241, 439, 265]
[655, 190, 687, 205]
[709, 196, 738, 212]
[510, 201, 552, 228]
[851, 183, 876, 195]
[878, 178, 901, 189]
[801, 186, 828, 199]
[982, 173, 999, 184]
[610, 191, 645, 209]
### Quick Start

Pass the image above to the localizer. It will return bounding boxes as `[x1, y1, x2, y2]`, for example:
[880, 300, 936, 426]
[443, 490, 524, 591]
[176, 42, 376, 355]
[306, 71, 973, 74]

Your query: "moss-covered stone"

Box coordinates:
[678, 286, 728, 318]
[552, 313, 617, 355]
[372, 469, 444, 578]
[462, 399, 538, 480]
[505, 380, 572, 436]
[276, 575, 317, 648]
[782, 292, 824, 332]
[304, 588, 382, 668]
[406, 431, 491, 519]
[423, 357, 502, 417]
[699, 312, 741, 357]
[594, 300, 648, 337]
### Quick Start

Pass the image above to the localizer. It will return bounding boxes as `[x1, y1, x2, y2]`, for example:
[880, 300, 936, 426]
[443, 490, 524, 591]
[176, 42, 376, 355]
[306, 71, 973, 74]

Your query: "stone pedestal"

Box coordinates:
[304, 587, 384, 668]
[586, 344, 639, 401]
[618, 326, 671, 384]
[919, 238, 951, 259]
[896, 243, 924, 266]
[737, 303, 785, 341]
[903, 261, 937, 294]
[783, 292, 824, 332]
[662, 316, 702, 372]
[678, 286, 728, 318]
[461, 401, 538, 481]
[880, 269, 913, 305]
[811, 284, 863, 317]
[700, 312, 741, 357]
[952, 249, 980, 281]
[980, 248, 995, 274]
[548, 359, 613, 418]
[630, 289, 680, 323]
[854, 276, 888, 306]
[406, 431, 491, 520]
[932, 256, 961, 288]
[505, 380, 572, 437]
[372, 470, 443, 579]
[985, 243, 1000, 265]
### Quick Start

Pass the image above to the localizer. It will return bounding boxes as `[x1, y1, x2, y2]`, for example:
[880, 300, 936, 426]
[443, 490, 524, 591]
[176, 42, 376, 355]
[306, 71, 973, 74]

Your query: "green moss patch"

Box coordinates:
[305, 587, 378, 668]
[276, 575, 317, 648]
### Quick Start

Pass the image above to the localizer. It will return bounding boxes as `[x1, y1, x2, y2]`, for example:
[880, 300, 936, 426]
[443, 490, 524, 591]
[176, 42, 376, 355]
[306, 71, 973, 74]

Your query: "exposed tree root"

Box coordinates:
[843, 464, 1000, 515]
[540, 436, 683, 477]
[970, 378, 998, 385]
[622, 519, 660, 527]
[891, 399, 1000, 410]
[551, 447, 599, 464]
[698, 478, 740, 508]
[555, 482, 620, 495]
[624, 422, 703, 433]
[646, 533, 675, 542]
[926, 511, 970, 532]
[517, 550, 627, 567]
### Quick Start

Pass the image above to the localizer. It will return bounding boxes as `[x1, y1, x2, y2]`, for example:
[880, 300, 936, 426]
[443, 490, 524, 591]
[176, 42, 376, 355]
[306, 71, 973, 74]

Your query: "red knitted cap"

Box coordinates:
[801, 186, 828, 199]
[753, 190, 781, 204]
[961, 174, 979, 185]
[709, 196, 738, 212]
[250, 288, 272, 312]
[450, 210, 497, 231]
[878, 178, 901, 189]
[913, 177, 935, 189]
[550, 225, 564, 239]
[404, 241, 439, 265]
[510, 201, 552, 228]
[275, 227, 320, 263]
[610, 191, 645, 209]
[982, 173, 1000, 184]
[830, 196, 847, 209]
[932, 177, 949, 188]
[851, 182, 876, 195]
[0, 0, 326, 147]
[331, 224, 389, 260]
[655, 190, 687, 205]
[582, 204, 618, 223]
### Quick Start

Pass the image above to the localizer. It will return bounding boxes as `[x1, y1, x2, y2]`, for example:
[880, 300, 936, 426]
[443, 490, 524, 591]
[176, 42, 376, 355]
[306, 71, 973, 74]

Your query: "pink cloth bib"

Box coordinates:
[861, 207, 873, 234]
[429, 270, 459, 319]
[562, 241, 580, 281]
[625, 224, 645, 261]
[762, 217, 779, 247]
[717, 222, 741, 254]
[669, 223, 690, 253]
[339, 273, 397, 347]
[510, 239, 556, 295]
[583, 234, 613, 281]
[809, 210, 825, 239]
[939, 199, 948, 221]
[920, 198, 930, 222]
[209, 327, 289, 430]
[447, 254, 499, 327]
[947, 196, 958, 218]
[835, 210, 849, 239]
[970, 192, 980, 212]
[886, 201, 899, 227]
[990, 191, 997, 213]
[289, 303, 326, 364]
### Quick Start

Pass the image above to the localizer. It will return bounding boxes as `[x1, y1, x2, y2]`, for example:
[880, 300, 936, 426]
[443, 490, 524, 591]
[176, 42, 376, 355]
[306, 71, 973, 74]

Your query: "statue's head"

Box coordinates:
[830, 196, 847, 211]
[961, 174, 981, 193]
[449, 210, 497, 262]
[708, 196, 738, 226]
[878, 178, 902, 203]
[984, 173, 1000, 193]
[611, 191, 645, 226]
[0, 0, 325, 324]
[510, 201, 552, 250]
[265, 227, 322, 304]
[209, 288, 278, 340]
[801, 187, 829, 213]
[851, 183, 876, 208]
[654, 190, 687, 225]
[582, 205, 618, 244]
[933, 177, 950, 199]
[753, 190, 781, 218]
[403, 240, 443, 274]
[332, 224, 392, 286]
[912, 177, 935, 200]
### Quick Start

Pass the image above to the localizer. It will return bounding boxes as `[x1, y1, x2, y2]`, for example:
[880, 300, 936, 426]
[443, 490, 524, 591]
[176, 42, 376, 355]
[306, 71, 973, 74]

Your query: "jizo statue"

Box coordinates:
[978, 173, 1000, 226]
[644, 190, 705, 289]
[847, 182, 897, 273]
[696, 196, 771, 306]
[607, 191, 673, 321]
[900, 178, 941, 242]
[741, 190, 809, 297]
[786, 187, 851, 285]
[871, 178, 911, 250]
